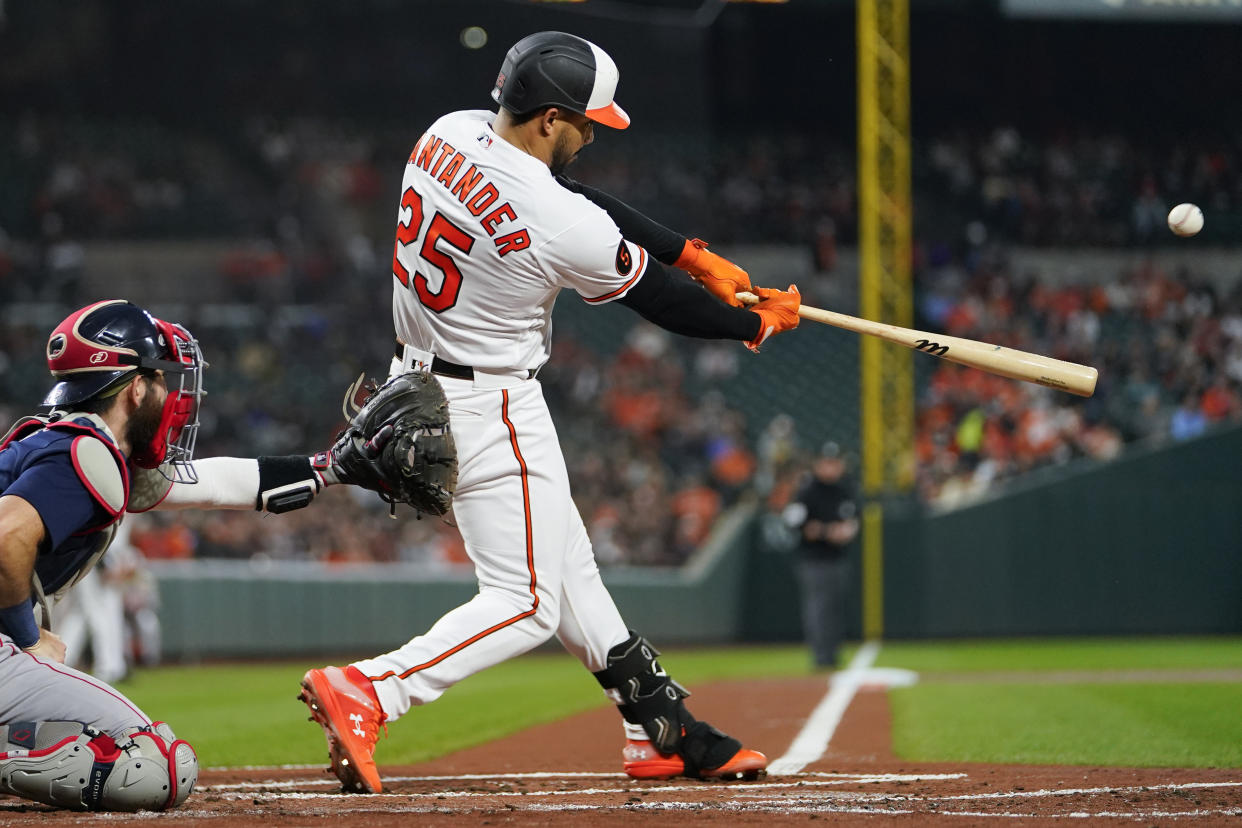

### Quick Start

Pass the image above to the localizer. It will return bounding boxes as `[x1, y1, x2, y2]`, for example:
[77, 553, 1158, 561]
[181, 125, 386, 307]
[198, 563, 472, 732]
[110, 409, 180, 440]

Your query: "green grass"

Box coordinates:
[114, 645, 814, 768]
[890, 682, 1242, 768]
[875, 636, 1242, 768]
[112, 637, 1242, 770]
[873, 636, 1242, 673]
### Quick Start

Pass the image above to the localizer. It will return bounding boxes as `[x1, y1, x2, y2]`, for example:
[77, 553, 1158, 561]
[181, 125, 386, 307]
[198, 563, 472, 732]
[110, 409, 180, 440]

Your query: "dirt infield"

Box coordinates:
[4, 676, 1241, 825]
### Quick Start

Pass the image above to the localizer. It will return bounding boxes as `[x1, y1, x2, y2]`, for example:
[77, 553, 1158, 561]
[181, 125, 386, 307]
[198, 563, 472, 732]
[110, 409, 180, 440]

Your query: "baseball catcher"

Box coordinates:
[318, 371, 457, 516]
[0, 299, 420, 811]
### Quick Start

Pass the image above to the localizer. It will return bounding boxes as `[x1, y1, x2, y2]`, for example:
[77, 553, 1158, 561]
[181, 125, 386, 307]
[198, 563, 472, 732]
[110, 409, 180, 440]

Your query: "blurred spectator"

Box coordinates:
[119, 519, 164, 668]
[1170, 392, 1208, 442]
[669, 475, 722, 562]
[1200, 375, 1242, 423]
[57, 521, 140, 684]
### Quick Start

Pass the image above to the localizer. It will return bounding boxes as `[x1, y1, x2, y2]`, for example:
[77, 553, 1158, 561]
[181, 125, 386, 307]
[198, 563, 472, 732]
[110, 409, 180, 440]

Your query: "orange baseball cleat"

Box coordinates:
[299, 666, 387, 794]
[622, 739, 768, 782]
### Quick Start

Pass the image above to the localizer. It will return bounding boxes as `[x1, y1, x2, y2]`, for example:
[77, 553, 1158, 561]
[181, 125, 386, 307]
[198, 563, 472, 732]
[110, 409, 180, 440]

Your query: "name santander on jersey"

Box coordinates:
[391, 110, 647, 372]
[404, 131, 532, 261]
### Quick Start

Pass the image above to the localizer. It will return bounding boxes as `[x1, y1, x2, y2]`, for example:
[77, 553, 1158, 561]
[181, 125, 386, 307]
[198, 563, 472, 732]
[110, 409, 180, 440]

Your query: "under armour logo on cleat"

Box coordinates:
[350, 713, 366, 738]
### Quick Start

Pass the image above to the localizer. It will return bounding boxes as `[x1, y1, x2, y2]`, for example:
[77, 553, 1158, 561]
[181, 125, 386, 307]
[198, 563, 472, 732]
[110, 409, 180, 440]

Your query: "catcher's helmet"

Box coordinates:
[42, 299, 206, 474]
[491, 31, 629, 129]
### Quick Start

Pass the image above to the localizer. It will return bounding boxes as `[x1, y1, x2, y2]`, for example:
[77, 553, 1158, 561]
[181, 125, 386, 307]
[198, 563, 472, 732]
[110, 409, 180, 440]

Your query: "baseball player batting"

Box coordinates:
[299, 31, 801, 792]
[0, 299, 378, 811]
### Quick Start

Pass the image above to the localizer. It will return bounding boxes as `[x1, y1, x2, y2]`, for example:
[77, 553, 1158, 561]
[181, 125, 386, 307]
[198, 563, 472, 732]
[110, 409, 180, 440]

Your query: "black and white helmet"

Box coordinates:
[491, 31, 630, 129]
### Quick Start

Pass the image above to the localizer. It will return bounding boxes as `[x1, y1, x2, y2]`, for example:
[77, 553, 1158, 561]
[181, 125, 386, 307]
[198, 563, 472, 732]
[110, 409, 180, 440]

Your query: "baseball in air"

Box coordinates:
[1167, 203, 1204, 237]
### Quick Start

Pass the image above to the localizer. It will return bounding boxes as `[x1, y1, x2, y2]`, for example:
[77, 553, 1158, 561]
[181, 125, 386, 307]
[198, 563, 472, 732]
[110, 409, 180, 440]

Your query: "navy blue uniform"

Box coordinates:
[0, 416, 155, 738]
[0, 421, 114, 602]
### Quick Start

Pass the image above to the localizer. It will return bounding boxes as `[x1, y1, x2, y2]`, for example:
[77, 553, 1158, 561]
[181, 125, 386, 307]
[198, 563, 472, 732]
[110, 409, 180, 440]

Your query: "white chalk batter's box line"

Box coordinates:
[531, 803, 1242, 819]
[201, 776, 1242, 819]
[207, 778, 1242, 800]
[201, 770, 966, 792]
[165, 809, 1242, 824]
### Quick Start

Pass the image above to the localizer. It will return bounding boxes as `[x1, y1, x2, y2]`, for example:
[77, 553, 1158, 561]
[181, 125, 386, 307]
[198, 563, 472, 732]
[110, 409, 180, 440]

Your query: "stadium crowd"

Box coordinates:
[8, 118, 1241, 255]
[2, 118, 1241, 562]
[921, 126, 1242, 247]
[912, 248, 1242, 506]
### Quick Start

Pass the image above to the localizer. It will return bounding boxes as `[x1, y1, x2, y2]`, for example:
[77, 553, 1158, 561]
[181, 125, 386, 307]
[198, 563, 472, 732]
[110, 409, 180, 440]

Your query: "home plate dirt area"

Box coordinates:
[4, 676, 1241, 825]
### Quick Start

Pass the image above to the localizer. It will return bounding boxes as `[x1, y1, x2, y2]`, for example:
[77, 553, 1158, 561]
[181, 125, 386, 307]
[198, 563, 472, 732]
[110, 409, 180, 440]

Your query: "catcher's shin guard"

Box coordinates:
[0, 721, 197, 811]
[593, 631, 767, 781]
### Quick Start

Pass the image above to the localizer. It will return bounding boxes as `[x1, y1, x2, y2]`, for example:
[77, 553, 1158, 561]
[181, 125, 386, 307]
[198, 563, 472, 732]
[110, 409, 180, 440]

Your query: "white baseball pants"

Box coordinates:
[353, 372, 630, 720]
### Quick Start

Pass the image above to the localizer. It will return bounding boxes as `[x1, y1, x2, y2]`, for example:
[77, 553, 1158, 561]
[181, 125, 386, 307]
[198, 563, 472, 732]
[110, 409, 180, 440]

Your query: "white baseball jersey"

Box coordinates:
[390, 109, 648, 372]
[354, 110, 642, 720]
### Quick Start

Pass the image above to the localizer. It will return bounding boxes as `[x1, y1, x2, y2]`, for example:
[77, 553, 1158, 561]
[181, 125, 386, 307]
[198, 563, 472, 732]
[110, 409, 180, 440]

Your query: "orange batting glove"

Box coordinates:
[674, 238, 752, 308]
[746, 285, 801, 353]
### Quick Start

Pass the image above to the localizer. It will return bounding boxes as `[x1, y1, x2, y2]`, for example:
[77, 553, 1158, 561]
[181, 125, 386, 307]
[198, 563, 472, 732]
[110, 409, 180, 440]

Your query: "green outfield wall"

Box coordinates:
[881, 425, 1242, 638]
[149, 427, 1241, 660]
[150, 506, 757, 660]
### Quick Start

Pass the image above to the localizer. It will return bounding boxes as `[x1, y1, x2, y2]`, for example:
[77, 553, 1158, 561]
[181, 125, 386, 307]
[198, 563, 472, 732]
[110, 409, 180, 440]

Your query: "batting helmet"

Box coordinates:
[42, 299, 206, 472]
[491, 31, 630, 129]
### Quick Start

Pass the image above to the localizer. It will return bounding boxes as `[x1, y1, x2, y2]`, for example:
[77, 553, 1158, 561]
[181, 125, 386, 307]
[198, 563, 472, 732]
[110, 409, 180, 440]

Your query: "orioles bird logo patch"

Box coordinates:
[615, 241, 633, 276]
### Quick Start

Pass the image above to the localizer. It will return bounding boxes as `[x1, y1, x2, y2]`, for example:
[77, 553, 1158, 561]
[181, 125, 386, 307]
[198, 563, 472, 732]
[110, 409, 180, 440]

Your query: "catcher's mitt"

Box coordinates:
[328, 371, 457, 515]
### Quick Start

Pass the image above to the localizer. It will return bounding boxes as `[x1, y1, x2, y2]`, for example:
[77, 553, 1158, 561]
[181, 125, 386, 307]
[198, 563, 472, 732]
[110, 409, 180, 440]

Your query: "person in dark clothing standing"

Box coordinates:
[782, 442, 859, 669]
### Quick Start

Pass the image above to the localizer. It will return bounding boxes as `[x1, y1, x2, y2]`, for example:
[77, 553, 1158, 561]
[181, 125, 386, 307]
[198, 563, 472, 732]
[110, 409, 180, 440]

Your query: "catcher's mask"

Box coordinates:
[491, 31, 629, 129]
[42, 299, 207, 481]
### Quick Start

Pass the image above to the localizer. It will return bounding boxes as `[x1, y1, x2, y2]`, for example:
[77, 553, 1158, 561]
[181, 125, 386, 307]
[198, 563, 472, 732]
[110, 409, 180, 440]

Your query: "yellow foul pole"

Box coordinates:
[857, 0, 913, 641]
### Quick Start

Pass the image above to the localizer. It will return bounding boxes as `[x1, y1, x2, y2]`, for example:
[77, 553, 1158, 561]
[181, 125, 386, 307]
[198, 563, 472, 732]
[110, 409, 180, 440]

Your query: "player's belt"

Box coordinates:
[428, 356, 475, 381]
[395, 341, 536, 381]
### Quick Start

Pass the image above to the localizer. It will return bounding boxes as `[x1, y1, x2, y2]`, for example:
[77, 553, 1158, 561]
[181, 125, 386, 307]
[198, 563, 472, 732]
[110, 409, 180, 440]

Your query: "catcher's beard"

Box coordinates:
[125, 387, 165, 460]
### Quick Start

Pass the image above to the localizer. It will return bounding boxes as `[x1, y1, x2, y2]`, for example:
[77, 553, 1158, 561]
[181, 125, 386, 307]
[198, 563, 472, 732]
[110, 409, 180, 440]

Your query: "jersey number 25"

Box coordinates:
[392, 187, 474, 313]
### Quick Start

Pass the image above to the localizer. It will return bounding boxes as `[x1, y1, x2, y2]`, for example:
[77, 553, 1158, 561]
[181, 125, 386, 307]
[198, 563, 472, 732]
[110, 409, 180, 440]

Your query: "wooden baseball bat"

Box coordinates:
[737, 291, 1098, 397]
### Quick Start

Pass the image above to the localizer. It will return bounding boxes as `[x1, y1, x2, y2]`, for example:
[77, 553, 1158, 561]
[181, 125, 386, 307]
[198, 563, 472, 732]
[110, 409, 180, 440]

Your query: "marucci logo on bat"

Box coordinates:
[913, 339, 950, 356]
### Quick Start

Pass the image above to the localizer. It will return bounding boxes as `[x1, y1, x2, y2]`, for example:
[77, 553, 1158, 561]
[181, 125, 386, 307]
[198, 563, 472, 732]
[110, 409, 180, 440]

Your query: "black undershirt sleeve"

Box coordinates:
[617, 260, 762, 341]
[556, 175, 686, 265]
[556, 176, 757, 340]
